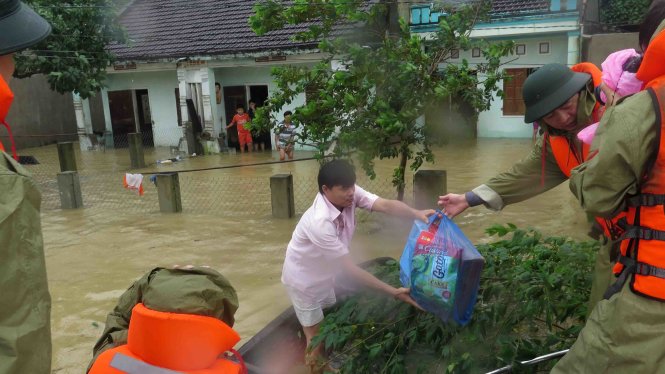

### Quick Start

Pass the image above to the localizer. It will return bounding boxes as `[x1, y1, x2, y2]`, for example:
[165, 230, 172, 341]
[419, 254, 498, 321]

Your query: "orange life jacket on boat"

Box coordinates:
[89, 303, 246, 374]
[610, 29, 665, 301]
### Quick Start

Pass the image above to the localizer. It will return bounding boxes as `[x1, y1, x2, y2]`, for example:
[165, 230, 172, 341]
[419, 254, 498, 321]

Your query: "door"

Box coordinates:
[223, 86, 247, 150]
[135, 89, 154, 147]
[108, 90, 135, 148]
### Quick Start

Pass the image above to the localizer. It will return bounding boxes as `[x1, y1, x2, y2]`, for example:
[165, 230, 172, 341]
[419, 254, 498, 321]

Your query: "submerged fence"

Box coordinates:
[23, 142, 442, 218]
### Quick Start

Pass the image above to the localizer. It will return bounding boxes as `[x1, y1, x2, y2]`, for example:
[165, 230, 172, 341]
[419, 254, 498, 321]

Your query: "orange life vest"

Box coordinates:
[610, 28, 665, 301]
[0, 74, 16, 158]
[548, 134, 624, 238]
[89, 303, 246, 374]
[571, 62, 604, 123]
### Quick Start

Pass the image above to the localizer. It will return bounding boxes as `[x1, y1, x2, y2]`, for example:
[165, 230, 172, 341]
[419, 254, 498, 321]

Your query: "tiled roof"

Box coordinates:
[110, 0, 321, 61]
[490, 0, 551, 16]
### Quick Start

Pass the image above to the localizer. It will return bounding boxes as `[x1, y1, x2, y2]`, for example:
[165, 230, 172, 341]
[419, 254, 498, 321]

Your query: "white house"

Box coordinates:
[409, 0, 581, 138]
[73, 0, 325, 153]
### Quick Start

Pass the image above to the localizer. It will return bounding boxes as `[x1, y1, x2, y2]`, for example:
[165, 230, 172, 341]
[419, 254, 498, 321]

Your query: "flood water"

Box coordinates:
[36, 138, 591, 373]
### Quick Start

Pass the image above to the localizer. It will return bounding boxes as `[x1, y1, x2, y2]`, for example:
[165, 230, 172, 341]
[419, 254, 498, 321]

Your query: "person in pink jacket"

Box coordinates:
[577, 49, 644, 144]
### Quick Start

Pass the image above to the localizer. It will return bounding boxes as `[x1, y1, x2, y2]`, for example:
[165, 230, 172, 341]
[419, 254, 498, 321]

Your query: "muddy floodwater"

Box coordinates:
[37, 138, 590, 373]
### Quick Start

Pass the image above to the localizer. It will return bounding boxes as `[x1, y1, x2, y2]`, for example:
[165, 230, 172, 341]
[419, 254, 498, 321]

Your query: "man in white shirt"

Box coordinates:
[282, 159, 434, 369]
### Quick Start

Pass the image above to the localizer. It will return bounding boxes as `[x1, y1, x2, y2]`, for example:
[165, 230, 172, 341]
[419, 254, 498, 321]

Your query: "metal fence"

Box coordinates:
[24, 143, 408, 218]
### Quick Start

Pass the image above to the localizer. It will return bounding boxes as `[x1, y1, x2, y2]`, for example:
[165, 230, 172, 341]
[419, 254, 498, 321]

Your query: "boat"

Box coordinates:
[238, 257, 568, 373]
[238, 257, 394, 374]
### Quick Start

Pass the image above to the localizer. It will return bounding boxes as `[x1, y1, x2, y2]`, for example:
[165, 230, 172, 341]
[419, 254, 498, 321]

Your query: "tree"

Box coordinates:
[13, 0, 125, 99]
[250, 0, 513, 200]
[600, 0, 651, 29]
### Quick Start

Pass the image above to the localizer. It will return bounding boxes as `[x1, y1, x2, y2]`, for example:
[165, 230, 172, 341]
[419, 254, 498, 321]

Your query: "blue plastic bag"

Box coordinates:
[400, 211, 484, 325]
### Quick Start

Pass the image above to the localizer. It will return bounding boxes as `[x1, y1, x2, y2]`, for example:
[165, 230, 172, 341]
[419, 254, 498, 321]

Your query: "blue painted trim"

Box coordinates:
[567, 30, 581, 37]
[566, 0, 577, 10]
[475, 15, 579, 28]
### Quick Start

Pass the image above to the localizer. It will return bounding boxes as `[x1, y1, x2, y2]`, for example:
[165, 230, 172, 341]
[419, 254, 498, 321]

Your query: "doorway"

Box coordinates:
[223, 86, 247, 150]
[135, 89, 154, 147]
[248, 85, 270, 150]
[107, 89, 154, 148]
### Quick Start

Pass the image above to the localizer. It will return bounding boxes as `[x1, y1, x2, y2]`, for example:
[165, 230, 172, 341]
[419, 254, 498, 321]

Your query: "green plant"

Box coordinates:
[14, 0, 126, 98]
[312, 225, 597, 373]
[600, 0, 650, 28]
[249, 1, 513, 200]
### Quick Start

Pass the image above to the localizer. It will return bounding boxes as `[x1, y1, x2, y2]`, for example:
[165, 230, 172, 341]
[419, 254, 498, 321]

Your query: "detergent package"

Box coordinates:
[399, 212, 484, 325]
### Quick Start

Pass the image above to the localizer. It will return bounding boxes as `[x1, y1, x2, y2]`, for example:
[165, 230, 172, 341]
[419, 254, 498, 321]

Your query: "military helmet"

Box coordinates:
[522, 63, 591, 123]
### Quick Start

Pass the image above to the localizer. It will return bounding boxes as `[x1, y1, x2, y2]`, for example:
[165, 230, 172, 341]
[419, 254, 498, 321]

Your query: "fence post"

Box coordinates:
[128, 132, 146, 169]
[270, 174, 295, 218]
[57, 142, 77, 172]
[413, 170, 447, 210]
[157, 173, 182, 213]
[57, 171, 83, 209]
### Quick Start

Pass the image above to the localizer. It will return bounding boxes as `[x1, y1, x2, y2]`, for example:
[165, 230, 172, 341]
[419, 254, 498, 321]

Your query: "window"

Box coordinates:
[503, 68, 536, 116]
[539, 42, 550, 54]
[450, 49, 460, 59]
[515, 44, 526, 55]
[472, 47, 481, 58]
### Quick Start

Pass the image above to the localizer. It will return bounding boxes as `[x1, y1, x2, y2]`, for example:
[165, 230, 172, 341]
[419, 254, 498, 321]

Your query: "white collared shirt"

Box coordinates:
[281, 184, 379, 298]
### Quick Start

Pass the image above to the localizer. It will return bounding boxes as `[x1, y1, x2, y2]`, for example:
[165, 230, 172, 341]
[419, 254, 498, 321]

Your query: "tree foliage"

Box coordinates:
[14, 0, 125, 99]
[600, 0, 651, 28]
[312, 225, 596, 373]
[250, 0, 513, 199]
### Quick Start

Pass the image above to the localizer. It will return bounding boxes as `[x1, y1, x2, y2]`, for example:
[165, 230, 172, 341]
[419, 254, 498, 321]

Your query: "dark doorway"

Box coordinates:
[249, 85, 269, 107]
[248, 85, 270, 150]
[223, 86, 246, 150]
[135, 89, 154, 147]
[108, 90, 135, 147]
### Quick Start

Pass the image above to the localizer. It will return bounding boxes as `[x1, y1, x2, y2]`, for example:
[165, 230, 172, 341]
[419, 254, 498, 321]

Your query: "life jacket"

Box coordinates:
[547, 133, 624, 238]
[89, 303, 247, 374]
[609, 28, 665, 301]
[0, 74, 17, 159]
[571, 62, 604, 123]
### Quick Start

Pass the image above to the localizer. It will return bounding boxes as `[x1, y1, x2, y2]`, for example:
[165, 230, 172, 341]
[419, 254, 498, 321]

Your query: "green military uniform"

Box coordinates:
[88, 266, 239, 371]
[553, 82, 664, 373]
[0, 152, 52, 373]
[471, 83, 614, 312]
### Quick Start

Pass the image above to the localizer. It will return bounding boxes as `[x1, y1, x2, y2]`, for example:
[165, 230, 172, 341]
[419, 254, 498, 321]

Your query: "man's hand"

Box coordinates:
[393, 287, 424, 311]
[414, 209, 436, 223]
[437, 193, 469, 219]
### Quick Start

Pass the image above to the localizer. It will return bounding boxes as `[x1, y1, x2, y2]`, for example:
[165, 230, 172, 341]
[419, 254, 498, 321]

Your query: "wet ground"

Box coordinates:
[33, 139, 590, 373]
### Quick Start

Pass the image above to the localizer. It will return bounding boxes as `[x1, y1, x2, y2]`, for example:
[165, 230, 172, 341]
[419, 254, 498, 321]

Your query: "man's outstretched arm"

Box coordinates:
[372, 197, 435, 223]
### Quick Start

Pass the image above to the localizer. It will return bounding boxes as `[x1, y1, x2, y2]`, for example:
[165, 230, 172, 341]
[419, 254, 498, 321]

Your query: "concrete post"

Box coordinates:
[128, 132, 146, 169]
[156, 173, 182, 213]
[57, 171, 83, 209]
[270, 174, 295, 218]
[57, 142, 77, 172]
[413, 170, 446, 210]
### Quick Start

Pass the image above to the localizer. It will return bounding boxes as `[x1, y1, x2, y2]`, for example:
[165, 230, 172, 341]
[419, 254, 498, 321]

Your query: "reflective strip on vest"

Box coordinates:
[110, 353, 182, 374]
[613, 78, 665, 301]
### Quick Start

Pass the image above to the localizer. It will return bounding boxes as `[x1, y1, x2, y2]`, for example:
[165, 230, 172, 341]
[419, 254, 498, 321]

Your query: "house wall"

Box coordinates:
[428, 34, 571, 138]
[214, 64, 312, 150]
[4, 74, 77, 149]
[477, 34, 570, 138]
[104, 70, 181, 147]
[582, 32, 639, 67]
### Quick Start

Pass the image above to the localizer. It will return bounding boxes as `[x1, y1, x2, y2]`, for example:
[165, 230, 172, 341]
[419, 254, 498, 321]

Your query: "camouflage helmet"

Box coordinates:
[522, 63, 591, 123]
